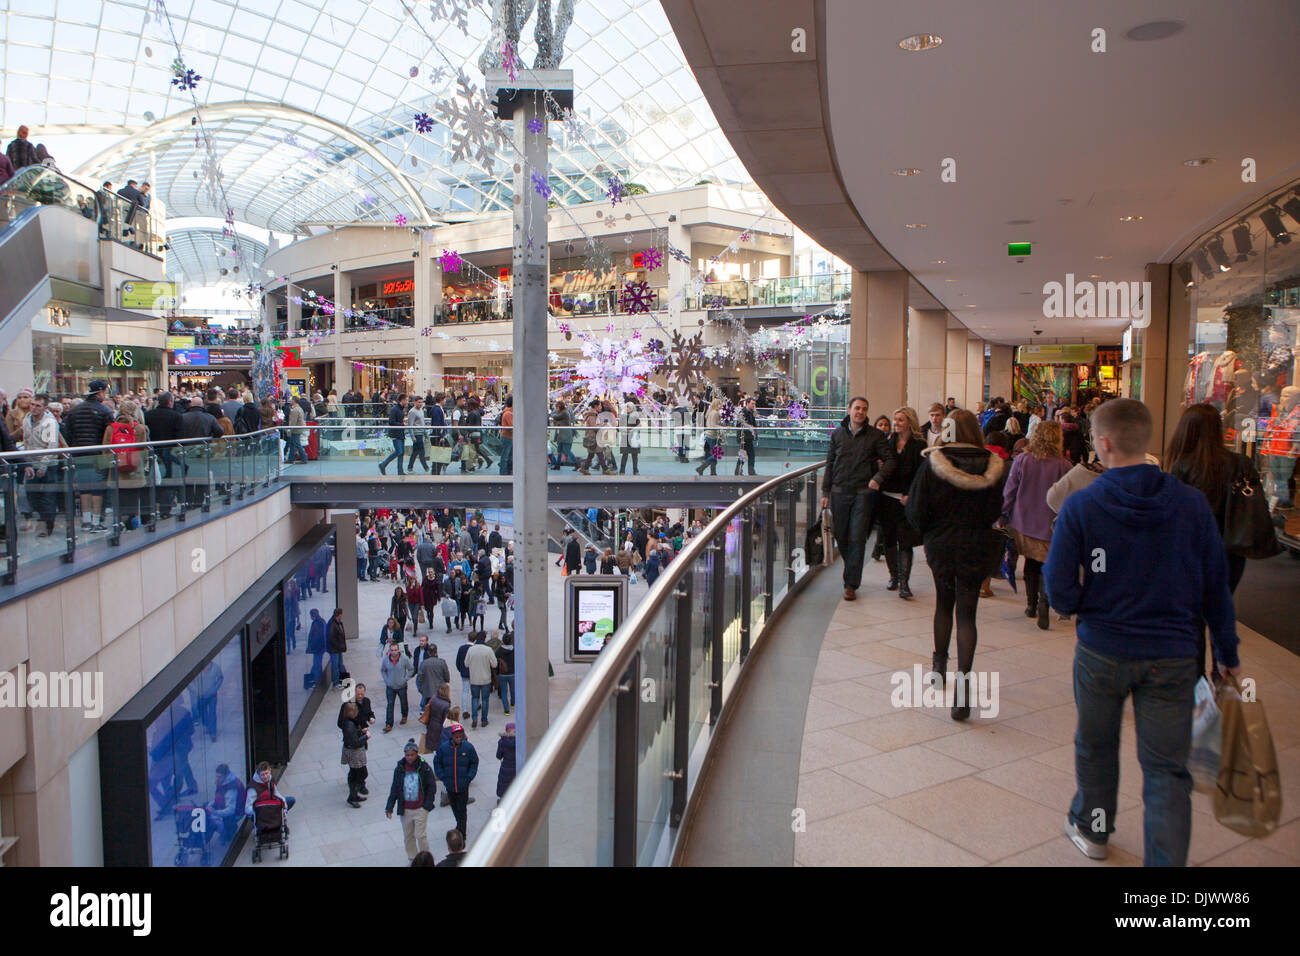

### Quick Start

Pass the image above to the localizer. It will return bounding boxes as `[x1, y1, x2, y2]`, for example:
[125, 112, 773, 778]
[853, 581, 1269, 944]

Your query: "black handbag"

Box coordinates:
[1223, 459, 1281, 559]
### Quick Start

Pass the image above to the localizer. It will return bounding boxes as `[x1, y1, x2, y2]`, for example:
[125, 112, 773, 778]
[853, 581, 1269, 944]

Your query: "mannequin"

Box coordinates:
[1261, 385, 1300, 508]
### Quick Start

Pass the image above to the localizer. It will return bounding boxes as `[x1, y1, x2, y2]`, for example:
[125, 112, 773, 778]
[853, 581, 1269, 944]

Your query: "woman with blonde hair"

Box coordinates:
[1000, 420, 1072, 629]
[878, 407, 926, 599]
[695, 396, 724, 476]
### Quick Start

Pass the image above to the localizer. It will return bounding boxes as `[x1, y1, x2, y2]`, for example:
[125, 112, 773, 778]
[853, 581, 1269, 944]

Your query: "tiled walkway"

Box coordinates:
[235, 552, 652, 867]
[683, 551, 1300, 867]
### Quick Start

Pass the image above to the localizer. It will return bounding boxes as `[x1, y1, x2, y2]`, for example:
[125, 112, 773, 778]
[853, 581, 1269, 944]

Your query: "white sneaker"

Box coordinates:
[1064, 818, 1108, 860]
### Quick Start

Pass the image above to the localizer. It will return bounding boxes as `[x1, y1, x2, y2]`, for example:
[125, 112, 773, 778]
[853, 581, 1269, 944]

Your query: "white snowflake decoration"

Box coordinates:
[443, 68, 510, 175]
[573, 335, 655, 399]
[428, 0, 475, 34]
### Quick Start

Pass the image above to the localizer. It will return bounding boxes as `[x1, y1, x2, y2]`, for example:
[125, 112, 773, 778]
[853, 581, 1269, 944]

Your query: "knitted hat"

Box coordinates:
[404, 739, 419, 753]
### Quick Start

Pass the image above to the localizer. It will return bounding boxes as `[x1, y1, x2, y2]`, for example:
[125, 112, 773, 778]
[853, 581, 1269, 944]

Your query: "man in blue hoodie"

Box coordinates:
[1044, 399, 1241, 867]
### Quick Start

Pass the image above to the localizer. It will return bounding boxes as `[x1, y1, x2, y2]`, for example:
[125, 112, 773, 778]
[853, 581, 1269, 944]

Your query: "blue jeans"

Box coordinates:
[380, 438, 406, 474]
[498, 438, 513, 475]
[385, 685, 409, 727]
[550, 441, 576, 468]
[498, 674, 514, 712]
[329, 652, 344, 683]
[830, 491, 876, 590]
[471, 683, 491, 723]
[357, 557, 367, 580]
[285, 432, 307, 462]
[1069, 643, 1197, 867]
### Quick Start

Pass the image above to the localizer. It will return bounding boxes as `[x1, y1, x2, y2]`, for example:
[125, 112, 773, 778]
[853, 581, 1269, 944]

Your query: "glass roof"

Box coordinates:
[0, 0, 748, 242]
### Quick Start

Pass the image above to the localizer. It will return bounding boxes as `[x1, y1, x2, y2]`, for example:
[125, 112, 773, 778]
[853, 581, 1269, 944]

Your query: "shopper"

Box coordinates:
[878, 407, 925, 600]
[549, 400, 578, 470]
[921, 403, 946, 446]
[696, 396, 724, 476]
[380, 641, 415, 732]
[1043, 399, 1241, 866]
[436, 828, 468, 867]
[385, 739, 437, 861]
[1164, 403, 1262, 678]
[904, 409, 1006, 720]
[820, 397, 897, 601]
[63, 379, 114, 533]
[21, 394, 62, 537]
[420, 682, 452, 754]
[327, 607, 347, 686]
[378, 394, 408, 475]
[465, 632, 498, 728]
[433, 723, 478, 838]
[495, 631, 515, 716]
[416, 641, 451, 715]
[496, 721, 517, 802]
[339, 702, 370, 808]
[618, 398, 642, 475]
[455, 632, 474, 715]
[406, 396, 430, 473]
[1001, 420, 1073, 629]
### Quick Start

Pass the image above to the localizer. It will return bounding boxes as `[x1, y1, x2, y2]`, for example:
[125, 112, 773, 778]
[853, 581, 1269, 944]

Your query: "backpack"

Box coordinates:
[109, 421, 139, 474]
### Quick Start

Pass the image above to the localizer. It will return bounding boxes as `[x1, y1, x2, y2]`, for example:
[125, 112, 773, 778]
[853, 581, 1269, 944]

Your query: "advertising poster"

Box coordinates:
[575, 588, 616, 653]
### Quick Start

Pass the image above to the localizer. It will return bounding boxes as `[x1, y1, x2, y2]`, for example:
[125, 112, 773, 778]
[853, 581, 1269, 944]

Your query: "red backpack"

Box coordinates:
[109, 421, 139, 474]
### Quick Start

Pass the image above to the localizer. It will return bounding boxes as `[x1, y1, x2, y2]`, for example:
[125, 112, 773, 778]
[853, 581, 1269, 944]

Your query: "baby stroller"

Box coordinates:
[173, 803, 211, 867]
[250, 793, 290, 862]
[373, 549, 393, 580]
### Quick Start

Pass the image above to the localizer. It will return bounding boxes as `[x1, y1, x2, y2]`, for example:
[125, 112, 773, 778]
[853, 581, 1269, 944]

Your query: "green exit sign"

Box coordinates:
[1008, 241, 1031, 257]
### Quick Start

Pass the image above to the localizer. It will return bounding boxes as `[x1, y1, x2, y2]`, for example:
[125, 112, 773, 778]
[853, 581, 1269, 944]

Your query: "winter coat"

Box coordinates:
[326, 616, 347, 653]
[496, 733, 517, 798]
[416, 655, 451, 699]
[822, 415, 897, 494]
[551, 407, 575, 444]
[380, 652, 415, 690]
[178, 405, 223, 441]
[904, 444, 1006, 584]
[102, 418, 149, 488]
[64, 397, 113, 448]
[1002, 453, 1074, 543]
[433, 739, 478, 794]
[385, 756, 437, 815]
[879, 434, 925, 495]
[306, 617, 326, 654]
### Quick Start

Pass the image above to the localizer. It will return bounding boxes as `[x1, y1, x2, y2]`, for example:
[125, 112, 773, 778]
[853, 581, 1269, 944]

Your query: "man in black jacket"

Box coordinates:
[820, 397, 897, 600]
[177, 399, 225, 508]
[385, 740, 437, 861]
[563, 529, 581, 575]
[64, 380, 115, 533]
[378, 394, 408, 475]
[740, 397, 759, 476]
[145, 391, 184, 509]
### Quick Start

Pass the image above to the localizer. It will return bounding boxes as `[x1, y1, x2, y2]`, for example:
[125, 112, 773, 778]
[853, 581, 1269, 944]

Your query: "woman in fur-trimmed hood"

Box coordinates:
[904, 409, 1007, 720]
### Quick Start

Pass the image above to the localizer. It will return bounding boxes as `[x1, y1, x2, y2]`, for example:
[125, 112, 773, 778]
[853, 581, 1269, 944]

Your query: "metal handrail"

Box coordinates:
[0, 426, 284, 463]
[463, 460, 824, 867]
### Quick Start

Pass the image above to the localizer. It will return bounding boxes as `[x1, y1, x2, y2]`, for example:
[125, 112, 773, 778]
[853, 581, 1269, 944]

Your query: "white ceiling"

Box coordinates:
[824, 0, 1300, 344]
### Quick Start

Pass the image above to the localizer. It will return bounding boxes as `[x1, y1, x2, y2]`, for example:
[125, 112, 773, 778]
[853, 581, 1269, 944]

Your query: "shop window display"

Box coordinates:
[1178, 187, 1300, 546]
[287, 533, 337, 728]
[144, 639, 245, 867]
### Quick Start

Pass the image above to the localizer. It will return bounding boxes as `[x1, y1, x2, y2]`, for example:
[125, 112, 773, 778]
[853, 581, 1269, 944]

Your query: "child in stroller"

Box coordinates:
[250, 792, 290, 862]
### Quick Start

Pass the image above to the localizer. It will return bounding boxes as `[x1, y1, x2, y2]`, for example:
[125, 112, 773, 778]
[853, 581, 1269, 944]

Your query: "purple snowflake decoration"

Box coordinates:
[641, 247, 663, 270]
[711, 443, 725, 460]
[171, 68, 202, 91]
[527, 117, 545, 135]
[647, 338, 665, 354]
[531, 170, 552, 199]
[787, 402, 808, 421]
[740, 231, 752, 243]
[421, 327, 433, 337]
[667, 245, 691, 264]
[503, 40, 519, 82]
[414, 112, 435, 134]
[619, 280, 655, 314]
[439, 249, 465, 274]
[321, 301, 335, 316]
[606, 175, 626, 206]
[719, 400, 736, 426]
[395, 214, 407, 226]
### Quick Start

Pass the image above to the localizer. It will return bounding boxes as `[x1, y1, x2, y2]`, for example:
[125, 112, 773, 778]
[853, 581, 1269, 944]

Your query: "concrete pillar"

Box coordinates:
[849, 270, 908, 417]
[333, 269, 352, 392]
[1141, 262, 1180, 457]
[414, 253, 443, 393]
[944, 326, 968, 406]
[988, 345, 1013, 402]
[907, 308, 947, 413]
[667, 221, 690, 325]
[287, 282, 301, 334]
[331, 511, 359, 654]
[965, 338, 985, 410]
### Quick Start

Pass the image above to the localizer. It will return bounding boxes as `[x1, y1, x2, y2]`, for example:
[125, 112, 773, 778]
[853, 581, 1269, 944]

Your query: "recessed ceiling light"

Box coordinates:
[898, 34, 942, 52]
[1095, 255, 1112, 260]
[1183, 157, 1215, 167]
[1088, 274, 1101, 278]
[1006, 219, 1033, 226]
[1058, 199, 1073, 206]
[931, 258, 947, 264]
[891, 168, 921, 176]
[944, 278, 958, 282]
[1125, 19, 1185, 41]
[1120, 215, 1143, 222]
[965, 305, 977, 308]
[904, 223, 927, 229]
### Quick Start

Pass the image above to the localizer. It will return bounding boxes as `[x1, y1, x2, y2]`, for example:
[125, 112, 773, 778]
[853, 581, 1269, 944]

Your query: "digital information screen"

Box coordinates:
[564, 575, 628, 663]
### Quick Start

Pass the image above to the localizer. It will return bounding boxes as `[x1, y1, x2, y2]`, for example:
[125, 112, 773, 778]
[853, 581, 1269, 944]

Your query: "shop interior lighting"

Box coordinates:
[1260, 206, 1291, 245]
[898, 34, 943, 52]
[1231, 221, 1254, 262]
[1206, 235, 1232, 271]
[1176, 263, 1195, 288]
[1192, 250, 1214, 280]
[1283, 194, 1300, 226]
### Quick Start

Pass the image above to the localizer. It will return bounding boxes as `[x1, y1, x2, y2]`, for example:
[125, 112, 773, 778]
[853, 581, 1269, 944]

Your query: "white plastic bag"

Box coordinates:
[1188, 675, 1222, 793]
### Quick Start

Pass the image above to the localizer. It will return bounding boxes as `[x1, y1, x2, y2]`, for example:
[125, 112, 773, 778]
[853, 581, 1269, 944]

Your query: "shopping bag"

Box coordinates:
[1188, 676, 1221, 793]
[1214, 674, 1282, 836]
[999, 538, 1017, 592]
[428, 443, 453, 464]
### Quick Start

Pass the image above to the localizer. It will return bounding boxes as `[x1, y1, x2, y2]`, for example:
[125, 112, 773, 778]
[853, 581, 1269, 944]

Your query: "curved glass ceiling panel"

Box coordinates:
[1, 0, 748, 235]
